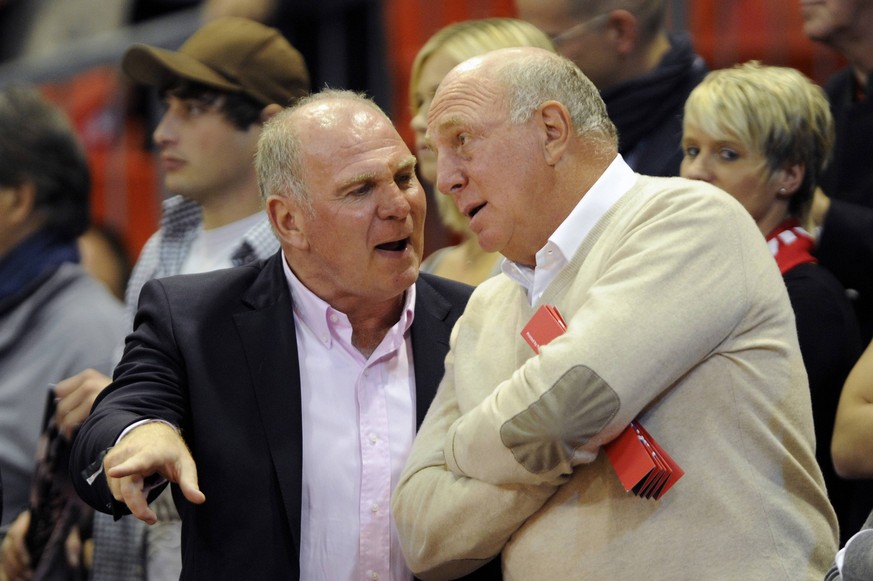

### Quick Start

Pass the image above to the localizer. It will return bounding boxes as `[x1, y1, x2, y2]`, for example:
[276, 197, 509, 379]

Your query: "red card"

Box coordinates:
[521, 305, 567, 354]
[633, 421, 684, 499]
[603, 422, 663, 493]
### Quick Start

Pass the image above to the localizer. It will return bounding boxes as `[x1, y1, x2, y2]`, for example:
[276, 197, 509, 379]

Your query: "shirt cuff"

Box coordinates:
[82, 418, 180, 487]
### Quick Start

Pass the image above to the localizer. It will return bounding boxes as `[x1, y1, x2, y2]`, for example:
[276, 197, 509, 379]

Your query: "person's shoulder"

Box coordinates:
[835, 528, 873, 581]
[633, 174, 740, 212]
[824, 67, 855, 102]
[146, 255, 276, 298]
[417, 272, 474, 305]
[37, 264, 126, 339]
[48, 263, 124, 313]
[783, 262, 863, 355]
[620, 176, 763, 249]
[784, 262, 856, 310]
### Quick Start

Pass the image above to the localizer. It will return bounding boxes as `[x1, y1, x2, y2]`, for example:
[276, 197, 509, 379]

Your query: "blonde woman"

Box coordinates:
[410, 18, 554, 285]
[681, 61, 863, 543]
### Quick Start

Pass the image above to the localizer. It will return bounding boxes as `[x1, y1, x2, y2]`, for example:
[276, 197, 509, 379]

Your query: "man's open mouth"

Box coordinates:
[468, 203, 485, 218]
[375, 238, 410, 252]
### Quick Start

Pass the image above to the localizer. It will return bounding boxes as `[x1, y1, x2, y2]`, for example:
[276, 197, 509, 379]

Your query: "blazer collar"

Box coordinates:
[410, 275, 454, 427]
[234, 252, 303, 558]
[232, 259, 459, 557]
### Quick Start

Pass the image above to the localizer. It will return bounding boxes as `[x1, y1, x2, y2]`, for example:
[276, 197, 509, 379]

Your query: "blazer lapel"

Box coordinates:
[233, 253, 303, 559]
[410, 276, 455, 428]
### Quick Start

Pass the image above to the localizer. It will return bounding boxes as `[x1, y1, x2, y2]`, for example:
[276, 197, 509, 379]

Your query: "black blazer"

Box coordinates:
[71, 253, 499, 580]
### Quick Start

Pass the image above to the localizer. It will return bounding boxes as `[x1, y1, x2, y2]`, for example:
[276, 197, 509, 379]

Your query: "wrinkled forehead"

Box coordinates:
[301, 100, 397, 142]
[296, 100, 384, 132]
[426, 70, 505, 137]
[300, 107, 412, 173]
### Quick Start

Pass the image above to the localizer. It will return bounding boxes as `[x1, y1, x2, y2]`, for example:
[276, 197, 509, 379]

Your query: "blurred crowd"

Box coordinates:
[1, 0, 872, 580]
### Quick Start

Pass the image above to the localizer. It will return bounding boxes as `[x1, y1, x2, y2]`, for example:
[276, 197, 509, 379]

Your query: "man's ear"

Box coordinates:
[605, 9, 638, 55]
[538, 101, 572, 166]
[266, 194, 309, 250]
[0, 181, 37, 226]
[775, 163, 805, 198]
[260, 103, 284, 123]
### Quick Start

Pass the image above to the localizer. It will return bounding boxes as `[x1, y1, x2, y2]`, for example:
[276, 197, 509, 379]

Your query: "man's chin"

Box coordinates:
[473, 232, 499, 254]
[400, 264, 420, 285]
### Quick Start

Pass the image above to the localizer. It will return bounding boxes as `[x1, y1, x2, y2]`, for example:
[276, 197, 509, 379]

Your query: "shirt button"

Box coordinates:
[368, 571, 379, 581]
[329, 313, 339, 323]
[369, 433, 378, 444]
[371, 503, 379, 513]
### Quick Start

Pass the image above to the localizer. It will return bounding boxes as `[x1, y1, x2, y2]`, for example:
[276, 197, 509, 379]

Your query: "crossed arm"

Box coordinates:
[392, 187, 763, 575]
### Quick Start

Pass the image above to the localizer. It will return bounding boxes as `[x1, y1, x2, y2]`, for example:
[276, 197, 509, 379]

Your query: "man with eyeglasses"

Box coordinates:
[516, 0, 707, 177]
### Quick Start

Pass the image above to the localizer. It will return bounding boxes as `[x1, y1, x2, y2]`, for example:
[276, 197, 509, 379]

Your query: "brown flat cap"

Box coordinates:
[122, 17, 310, 107]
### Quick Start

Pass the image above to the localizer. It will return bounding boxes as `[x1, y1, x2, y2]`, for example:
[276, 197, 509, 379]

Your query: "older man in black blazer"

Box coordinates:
[71, 90, 499, 580]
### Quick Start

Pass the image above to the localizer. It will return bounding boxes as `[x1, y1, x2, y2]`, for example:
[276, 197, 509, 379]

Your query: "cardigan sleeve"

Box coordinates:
[391, 325, 557, 577]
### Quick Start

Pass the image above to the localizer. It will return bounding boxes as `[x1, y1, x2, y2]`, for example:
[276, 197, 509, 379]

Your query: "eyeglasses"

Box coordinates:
[548, 13, 610, 46]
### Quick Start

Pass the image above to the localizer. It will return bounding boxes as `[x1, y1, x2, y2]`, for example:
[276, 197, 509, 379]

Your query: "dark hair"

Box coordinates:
[0, 84, 91, 240]
[162, 79, 264, 130]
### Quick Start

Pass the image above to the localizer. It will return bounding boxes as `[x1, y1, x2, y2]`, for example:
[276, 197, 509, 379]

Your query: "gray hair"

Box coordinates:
[255, 89, 389, 215]
[498, 52, 617, 153]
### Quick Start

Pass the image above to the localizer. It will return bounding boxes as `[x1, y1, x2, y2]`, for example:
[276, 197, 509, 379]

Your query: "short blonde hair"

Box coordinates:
[683, 61, 834, 221]
[409, 18, 555, 235]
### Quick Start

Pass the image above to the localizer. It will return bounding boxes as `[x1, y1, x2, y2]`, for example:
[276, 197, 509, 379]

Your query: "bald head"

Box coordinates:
[424, 47, 617, 265]
[430, 47, 616, 146]
[256, 90, 398, 211]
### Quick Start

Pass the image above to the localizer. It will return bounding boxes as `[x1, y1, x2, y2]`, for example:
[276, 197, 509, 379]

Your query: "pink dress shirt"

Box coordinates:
[283, 256, 416, 581]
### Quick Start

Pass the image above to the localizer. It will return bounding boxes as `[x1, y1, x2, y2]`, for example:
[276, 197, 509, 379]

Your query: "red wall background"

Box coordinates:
[39, 0, 849, 264]
[384, 0, 846, 153]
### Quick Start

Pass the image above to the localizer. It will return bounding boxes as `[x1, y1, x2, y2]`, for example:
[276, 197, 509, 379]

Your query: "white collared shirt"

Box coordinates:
[282, 255, 415, 581]
[503, 155, 638, 305]
[179, 211, 265, 275]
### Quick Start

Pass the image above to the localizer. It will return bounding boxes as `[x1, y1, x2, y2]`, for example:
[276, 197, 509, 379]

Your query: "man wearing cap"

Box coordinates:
[42, 16, 311, 581]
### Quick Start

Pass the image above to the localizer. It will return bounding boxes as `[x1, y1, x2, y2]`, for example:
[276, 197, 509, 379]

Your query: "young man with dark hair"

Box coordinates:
[50, 16, 311, 581]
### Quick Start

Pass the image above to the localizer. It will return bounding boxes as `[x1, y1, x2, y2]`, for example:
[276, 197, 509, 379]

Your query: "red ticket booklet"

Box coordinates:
[521, 304, 567, 354]
[603, 420, 684, 499]
[521, 304, 683, 499]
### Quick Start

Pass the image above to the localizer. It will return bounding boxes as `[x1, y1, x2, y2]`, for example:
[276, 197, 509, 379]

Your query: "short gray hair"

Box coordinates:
[255, 89, 388, 215]
[498, 52, 617, 152]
